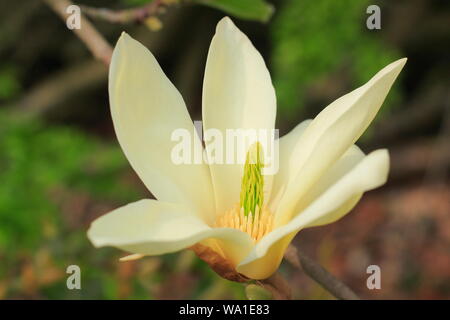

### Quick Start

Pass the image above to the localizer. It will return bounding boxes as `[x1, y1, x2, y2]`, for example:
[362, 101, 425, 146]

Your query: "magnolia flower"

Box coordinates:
[88, 17, 406, 281]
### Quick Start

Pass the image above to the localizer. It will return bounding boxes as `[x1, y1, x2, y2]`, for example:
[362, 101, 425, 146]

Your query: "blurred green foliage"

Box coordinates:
[0, 111, 244, 299]
[0, 66, 21, 100]
[0, 111, 136, 298]
[271, 0, 401, 119]
[0, 111, 135, 250]
[193, 0, 274, 22]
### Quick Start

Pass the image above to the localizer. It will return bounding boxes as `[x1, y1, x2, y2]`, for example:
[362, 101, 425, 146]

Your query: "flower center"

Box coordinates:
[214, 142, 273, 242]
[214, 205, 274, 242]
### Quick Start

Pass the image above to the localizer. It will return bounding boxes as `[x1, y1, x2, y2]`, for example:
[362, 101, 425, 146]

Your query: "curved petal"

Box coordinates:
[109, 33, 214, 223]
[268, 119, 312, 212]
[276, 59, 406, 225]
[292, 144, 365, 215]
[237, 149, 389, 279]
[88, 199, 254, 266]
[202, 17, 276, 215]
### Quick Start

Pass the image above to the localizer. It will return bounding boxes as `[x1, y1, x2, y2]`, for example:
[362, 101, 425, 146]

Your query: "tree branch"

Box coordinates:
[43, 0, 113, 65]
[368, 84, 447, 148]
[16, 60, 107, 116]
[284, 245, 360, 300]
[80, 0, 165, 24]
[257, 272, 292, 300]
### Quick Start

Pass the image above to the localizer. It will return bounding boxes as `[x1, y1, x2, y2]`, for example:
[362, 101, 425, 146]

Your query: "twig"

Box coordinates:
[43, 0, 113, 65]
[368, 84, 446, 148]
[16, 60, 107, 116]
[257, 272, 292, 300]
[80, 0, 164, 24]
[285, 245, 360, 300]
[20, 3, 182, 117]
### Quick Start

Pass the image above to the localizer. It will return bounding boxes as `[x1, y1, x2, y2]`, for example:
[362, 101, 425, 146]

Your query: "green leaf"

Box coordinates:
[194, 0, 274, 22]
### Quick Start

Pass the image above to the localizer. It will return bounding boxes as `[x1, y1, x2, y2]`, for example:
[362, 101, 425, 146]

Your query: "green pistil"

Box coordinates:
[240, 142, 264, 217]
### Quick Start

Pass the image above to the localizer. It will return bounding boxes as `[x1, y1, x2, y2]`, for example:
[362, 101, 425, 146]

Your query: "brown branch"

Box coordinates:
[16, 60, 107, 116]
[43, 0, 113, 65]
[368, 84, 447, 148]
[80, 0, 165, 24]
[285, 245, 360, 300]
[15, 5, 184, 117]
[257, 272, 292, 300]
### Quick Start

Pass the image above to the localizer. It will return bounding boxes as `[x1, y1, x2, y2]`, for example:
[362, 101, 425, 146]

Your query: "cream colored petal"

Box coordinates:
[109, 33, 214, 223]
[202, 17, 276, 215]
[292, 144, 365, 215]
[119, 253, 144, 262]
[88, 199, 254, 266]
[237, 149, 389, 279]
[276, 59, 406, 225]
[268, 119, 312, 212]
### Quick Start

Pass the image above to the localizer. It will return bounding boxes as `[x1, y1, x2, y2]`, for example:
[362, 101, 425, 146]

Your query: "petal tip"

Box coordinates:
[216, 16, 241, 39]
[366, 57, 407, 91]
[112, 32, 132, 62]
[117, 32, 145, 54]
[86, 224, 102, 248]
[217, 16, 234, 29]
[117, 31, 130, 44]
[368, 149, 390, 186]
[385, 57, 408, 75]
[393, 57, 408, 70]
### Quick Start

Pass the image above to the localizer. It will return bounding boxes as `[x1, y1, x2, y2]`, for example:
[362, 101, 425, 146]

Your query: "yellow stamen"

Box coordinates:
[214, 205, 274, 242]
[214, 142, 273, 242]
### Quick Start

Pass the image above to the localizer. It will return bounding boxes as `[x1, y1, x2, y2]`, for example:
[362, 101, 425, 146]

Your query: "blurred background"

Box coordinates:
[0, 0, 449, 299]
